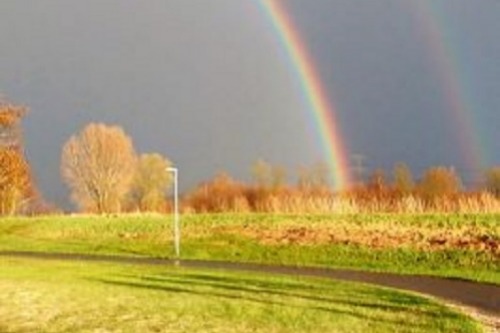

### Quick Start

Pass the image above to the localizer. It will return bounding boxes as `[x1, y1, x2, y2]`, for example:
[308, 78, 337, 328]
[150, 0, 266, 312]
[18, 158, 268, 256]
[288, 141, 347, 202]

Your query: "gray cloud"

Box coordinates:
[0, 0, 498, 208]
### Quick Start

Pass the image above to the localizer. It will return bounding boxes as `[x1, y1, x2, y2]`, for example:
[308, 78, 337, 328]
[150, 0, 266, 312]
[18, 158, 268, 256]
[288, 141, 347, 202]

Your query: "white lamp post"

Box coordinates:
[166, 167, 180, 258]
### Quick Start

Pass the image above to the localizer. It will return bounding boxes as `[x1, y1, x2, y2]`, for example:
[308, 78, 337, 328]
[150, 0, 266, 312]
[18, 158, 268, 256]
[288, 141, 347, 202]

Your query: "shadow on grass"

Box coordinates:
[137, 274, 437, 315]
[91, 271, 465, 332]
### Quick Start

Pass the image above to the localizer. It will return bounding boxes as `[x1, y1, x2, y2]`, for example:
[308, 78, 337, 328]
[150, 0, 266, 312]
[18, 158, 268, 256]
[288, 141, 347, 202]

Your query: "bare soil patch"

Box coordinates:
[215, 224, 500, 255]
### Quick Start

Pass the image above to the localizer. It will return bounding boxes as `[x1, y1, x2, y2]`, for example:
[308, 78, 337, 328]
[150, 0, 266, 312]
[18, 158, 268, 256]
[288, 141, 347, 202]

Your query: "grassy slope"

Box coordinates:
[0, 257, 483, 333]
[0, 213, 498, 284]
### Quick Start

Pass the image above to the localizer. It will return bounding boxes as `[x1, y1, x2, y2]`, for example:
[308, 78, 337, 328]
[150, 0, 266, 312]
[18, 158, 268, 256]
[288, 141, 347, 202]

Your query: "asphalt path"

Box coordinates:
[1, 251, 498, 317]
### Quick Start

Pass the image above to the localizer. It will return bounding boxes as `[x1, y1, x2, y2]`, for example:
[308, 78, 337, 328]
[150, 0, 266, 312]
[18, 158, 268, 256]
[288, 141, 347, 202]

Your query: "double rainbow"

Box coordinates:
[259, 0, 485, 188]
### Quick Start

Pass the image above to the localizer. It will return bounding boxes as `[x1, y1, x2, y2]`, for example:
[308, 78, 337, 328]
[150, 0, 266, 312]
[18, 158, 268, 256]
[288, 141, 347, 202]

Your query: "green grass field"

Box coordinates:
[0, 213, 498, 284]
[0, 257, 483, 333]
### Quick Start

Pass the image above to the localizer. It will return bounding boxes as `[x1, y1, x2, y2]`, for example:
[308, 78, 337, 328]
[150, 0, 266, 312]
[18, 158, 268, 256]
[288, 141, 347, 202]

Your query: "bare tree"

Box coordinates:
[251, 159, 272, 188]
[129, 153, 173, 212]
[393, 162, 414, 194]
[61, 123, 137, 213]
[368, 168, 387, 192]
[298, 162, 330, 192]
[251, 159, 288, 190]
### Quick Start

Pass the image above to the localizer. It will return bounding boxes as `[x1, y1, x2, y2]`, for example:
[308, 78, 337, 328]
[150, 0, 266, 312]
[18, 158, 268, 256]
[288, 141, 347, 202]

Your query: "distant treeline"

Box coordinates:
[183, 162, 500, 214]
[1, 99, 499, 215]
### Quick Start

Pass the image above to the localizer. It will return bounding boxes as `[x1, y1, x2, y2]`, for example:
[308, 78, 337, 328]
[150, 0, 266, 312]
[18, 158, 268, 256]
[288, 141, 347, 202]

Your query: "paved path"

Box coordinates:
[1, 251, 498, 317]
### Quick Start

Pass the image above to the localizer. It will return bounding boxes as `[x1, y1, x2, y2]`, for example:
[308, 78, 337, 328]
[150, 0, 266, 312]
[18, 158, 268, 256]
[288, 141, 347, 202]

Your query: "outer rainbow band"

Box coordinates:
[409, 1, 484, 174]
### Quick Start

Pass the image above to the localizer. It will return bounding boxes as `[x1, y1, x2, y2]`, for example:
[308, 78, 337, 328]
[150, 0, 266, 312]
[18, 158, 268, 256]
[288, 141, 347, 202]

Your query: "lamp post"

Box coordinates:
[167, 167, 180, 258]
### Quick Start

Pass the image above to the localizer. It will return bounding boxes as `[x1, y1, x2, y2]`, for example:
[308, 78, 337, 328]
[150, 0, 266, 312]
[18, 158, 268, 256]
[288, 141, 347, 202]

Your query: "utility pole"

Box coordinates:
[351, 154, 366, 186]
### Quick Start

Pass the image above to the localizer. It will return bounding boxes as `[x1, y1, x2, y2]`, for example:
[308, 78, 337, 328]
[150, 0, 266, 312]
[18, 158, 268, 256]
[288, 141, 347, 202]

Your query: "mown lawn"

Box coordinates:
[0, 213, 498, 284]
[0, 257, 484, 333]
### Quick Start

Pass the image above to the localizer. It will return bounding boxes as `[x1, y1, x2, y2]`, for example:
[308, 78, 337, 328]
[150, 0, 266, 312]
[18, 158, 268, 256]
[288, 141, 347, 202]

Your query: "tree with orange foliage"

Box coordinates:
[0, 100, 27, 126]
[0, 148, 31, 215]
[0, 99, 35, 215]
[485, 167, 500, 198]
[418, 166, 462, 200]
[186, 173, 249, 213]
[61, 123, 137, 213]
[0, 99, 27, 150]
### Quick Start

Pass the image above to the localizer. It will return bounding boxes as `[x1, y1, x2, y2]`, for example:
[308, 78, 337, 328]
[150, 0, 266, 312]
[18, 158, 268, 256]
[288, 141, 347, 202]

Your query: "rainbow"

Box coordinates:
[258, 0, 351, 190]
[408, 1, 485, 175]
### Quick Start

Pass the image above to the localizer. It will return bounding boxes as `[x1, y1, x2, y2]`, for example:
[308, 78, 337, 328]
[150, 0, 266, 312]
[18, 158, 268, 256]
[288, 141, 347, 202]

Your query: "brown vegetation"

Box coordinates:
[485, 167, 500, 198]
[0, 99, 39, 215]
[214, 224, 499, 255]
[183, 162, 500, 214]
[0, 148, 32, 215]
[186, 173, 250, 213]
[0, 99, 27, 127]
[128, 153, 172, 212]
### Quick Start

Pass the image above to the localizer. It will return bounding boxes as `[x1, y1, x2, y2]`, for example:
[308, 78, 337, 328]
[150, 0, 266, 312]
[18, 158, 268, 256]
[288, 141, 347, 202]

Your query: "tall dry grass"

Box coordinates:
[183, 178, 500, 214]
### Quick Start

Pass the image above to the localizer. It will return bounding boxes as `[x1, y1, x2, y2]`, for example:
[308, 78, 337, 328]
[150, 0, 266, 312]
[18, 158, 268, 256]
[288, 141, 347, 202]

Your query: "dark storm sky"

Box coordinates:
[0, 0, 499, 208]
